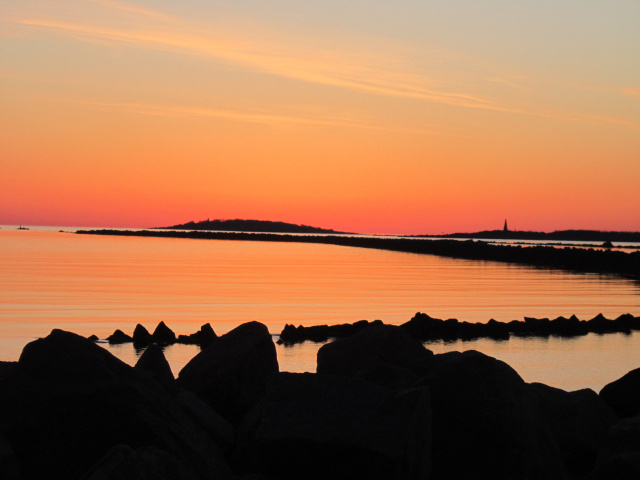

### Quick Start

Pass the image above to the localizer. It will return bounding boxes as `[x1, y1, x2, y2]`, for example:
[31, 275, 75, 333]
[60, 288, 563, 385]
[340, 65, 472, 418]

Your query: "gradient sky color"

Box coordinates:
[1, 0, 639, 234]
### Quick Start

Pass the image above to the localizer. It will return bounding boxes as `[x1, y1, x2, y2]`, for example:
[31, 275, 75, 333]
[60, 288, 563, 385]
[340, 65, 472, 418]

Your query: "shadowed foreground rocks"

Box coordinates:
[0, 329, 233, 480]
[2, 321, 640, 479]
[234, 372, 431, 480]
[178, 321, 279, 425]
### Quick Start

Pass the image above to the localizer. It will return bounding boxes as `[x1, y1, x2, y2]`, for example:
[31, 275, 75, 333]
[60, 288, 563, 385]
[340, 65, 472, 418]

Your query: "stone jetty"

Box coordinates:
[279, 311, 640, 344]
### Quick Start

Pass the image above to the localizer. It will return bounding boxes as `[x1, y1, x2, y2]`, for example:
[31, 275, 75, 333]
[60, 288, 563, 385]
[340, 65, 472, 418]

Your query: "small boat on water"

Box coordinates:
[17, 225, 29, 230]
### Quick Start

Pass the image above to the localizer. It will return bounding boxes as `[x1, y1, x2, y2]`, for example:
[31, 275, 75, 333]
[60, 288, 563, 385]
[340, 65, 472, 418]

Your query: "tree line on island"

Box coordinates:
[159, 218, 345, 234]
[158, 218, 640, 243]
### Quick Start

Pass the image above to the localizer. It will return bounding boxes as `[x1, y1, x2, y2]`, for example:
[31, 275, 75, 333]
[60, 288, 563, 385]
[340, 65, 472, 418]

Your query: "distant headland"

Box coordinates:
[420, 229, 640, 243]
[158, 218, 346, 234]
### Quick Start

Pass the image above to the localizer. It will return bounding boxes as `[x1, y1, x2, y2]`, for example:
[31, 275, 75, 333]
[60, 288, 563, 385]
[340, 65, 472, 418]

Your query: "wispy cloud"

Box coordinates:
[622, 87, 640, 99]
[83, 100, 448, 136]
[11, 1, 501, 112]
[4, 1, 638, 131]
[87, 0, 171, 21]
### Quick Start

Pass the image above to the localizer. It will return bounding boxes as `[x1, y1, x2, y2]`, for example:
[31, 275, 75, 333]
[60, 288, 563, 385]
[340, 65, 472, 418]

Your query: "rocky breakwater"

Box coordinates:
[279, 311, 640, 344]
[104, 321, 218, 347]
[3, 321, 640, 479]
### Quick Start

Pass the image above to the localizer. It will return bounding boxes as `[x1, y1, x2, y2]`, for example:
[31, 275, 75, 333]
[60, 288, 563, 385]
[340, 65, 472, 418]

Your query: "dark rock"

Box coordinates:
[107, 329, 132, 344]
[523, 316, 552, 336]
[277, 319, 384, 344]
[530, 382, 618, 476]
[87, 334, 99, 342]
[83, 444, 193, 480]
[600, 367, 640, 418]
[178, 321, 278, 424]
[234, 372, 431, 480]
[549, 315, 588, 337]
[133, 324, 153, 347]
[0, 329, 232, 480]
[422, 350, 564, 480]
[615, 313, 640, 331]
[151, 322, 176, 344]
[585, 415, 640, 479]
[0, 436, 20, 480]
[485, 318, 511, 340]
[134, 344, 176, 393]
[317, 324, 432, 381]
[353, 362, 421, 390]
[400, 312, 446, 340]
[589, 313, 629, 334]
[0, 362, 17, 384]
[175, 391, 235, 454]
[177, 323, 217, 347]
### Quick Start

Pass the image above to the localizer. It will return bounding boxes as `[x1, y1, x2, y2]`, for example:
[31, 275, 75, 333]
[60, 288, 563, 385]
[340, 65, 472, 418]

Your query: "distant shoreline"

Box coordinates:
[77, 229, 640, 280]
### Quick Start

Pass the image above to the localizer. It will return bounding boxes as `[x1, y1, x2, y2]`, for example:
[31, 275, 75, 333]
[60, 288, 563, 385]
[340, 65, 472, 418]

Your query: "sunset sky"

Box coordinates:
[1, 1, 639, 234]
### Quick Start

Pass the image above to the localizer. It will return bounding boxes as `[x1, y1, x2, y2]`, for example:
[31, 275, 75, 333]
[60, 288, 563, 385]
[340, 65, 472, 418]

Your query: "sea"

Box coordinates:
[1, 226, 639, 392]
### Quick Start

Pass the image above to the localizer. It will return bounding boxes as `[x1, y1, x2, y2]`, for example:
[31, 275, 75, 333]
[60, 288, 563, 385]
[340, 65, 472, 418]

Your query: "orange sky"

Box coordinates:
[1, 1, 639, 234]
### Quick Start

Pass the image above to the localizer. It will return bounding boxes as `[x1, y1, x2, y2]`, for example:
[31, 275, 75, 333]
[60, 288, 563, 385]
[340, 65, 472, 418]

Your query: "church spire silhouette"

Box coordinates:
[503, 219, 508, 232]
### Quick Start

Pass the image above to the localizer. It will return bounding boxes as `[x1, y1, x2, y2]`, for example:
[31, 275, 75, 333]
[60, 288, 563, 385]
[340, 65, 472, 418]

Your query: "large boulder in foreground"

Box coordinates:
[599, 367, 640, 418]
[134, 343, 176, 393]
[178, 321, 278, 424]
[585, 414, 640, 479]
[234, 372, 431, 480]
[0, 329, 232, 480]
[531, 382, 618, 477]
[422, 350, 565, 480]
[83, 444, 193, 480]
[317, 324, 432, 386]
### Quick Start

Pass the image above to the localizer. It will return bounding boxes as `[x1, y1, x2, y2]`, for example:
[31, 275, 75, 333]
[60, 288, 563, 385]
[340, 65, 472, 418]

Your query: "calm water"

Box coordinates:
[1, 228, 639, 391]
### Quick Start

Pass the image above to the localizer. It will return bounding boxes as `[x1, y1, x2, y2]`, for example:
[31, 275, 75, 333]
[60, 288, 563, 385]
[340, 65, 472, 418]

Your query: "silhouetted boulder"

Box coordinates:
[585, 415, 640, 480]
[549, 315, 587, 337]
[615, 313, 640, 331]
[0, 436, 19, 480]
[523, 316, 552, 337]
[277, 320, 384, 344]
[234, 372, 431, 480]
[134, 344, 175, 393]
[152, 322, 176, 344]
[589, 313, 628, 334]
[0, 329, 232, 480]
[83, 444, 193, 480]
[107, 329, 132, 344]
[485, 318, 511, 340]
[422, 350, 564, 480]
[400, 312, 445, 340]
[178, 321, 278, 424]
[0, 362, 17, 384]
[133, 324, 153, 347]
[317, 324, 432, 383]
[177, 323, 217, 347]
[530, 382, 618, 476]
[175, 391, 235, 454]
[87, 334, 99, 342]
[600, 367, 640, 418]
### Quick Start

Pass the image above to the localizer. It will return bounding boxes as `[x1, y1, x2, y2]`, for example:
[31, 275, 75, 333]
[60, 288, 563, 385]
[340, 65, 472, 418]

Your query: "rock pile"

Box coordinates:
[1, 322, 640, 479]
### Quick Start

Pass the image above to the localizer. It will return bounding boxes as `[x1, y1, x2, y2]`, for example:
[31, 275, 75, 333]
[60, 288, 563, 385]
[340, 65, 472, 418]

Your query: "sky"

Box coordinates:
[1, 1, 639, 235]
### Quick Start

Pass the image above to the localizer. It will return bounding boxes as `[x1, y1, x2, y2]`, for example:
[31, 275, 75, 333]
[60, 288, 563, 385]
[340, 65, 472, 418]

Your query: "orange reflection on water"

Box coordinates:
[1, 229, 639, 363]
